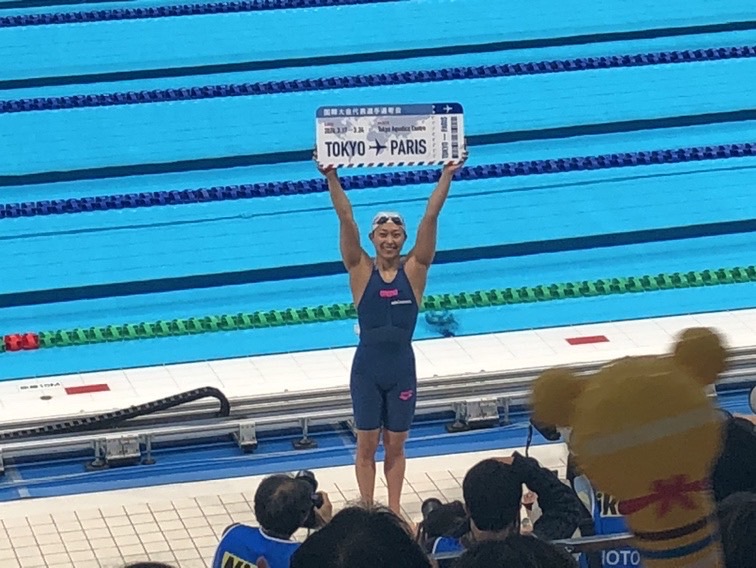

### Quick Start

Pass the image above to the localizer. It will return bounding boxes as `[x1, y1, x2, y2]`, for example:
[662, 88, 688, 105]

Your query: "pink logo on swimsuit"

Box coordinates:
[399, 389, 414, 401]
[380, 289, 399, 298]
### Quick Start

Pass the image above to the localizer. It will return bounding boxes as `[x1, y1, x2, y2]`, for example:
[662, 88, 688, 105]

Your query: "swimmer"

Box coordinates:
[315, 146, 468, 516]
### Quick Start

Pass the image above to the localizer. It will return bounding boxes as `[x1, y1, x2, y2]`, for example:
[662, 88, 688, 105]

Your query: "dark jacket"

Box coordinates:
[508, 452, 583, 541]
[712, 410, 756, 502]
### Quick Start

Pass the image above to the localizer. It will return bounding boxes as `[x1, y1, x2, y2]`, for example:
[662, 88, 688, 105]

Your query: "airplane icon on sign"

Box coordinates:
[443, 105, 453, 113]
[369, 141, 387, 154]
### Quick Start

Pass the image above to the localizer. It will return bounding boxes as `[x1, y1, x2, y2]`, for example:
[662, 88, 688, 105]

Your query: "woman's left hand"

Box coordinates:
[443, 140, 469, 174]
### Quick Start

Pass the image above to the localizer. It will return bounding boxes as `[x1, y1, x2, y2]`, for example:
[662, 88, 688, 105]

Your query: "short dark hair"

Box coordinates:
[452, 535, 578, 568]
[463, 459, 522, 532]
[717, 491, 756, 568]
[254, 474, 313, 538]
[291, 504, 431, 568]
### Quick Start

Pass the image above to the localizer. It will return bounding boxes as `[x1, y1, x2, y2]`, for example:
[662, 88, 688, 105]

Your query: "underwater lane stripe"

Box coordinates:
[1, 222, 755, 308]
[0, 219, 755, 308]
[4, 20, 756, 89]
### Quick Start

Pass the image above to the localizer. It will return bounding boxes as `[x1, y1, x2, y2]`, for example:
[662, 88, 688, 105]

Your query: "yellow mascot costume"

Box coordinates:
[532, 328, 727, 568]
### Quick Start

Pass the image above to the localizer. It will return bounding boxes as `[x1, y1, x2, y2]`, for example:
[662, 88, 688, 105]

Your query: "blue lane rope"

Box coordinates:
[0, 142, 753, 219]
[1, 46, 754, 114]
[0, 0, 401, 28]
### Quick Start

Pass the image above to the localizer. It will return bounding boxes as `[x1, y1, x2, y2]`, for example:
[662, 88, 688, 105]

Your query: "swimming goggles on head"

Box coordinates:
[371, 211, 405, 232]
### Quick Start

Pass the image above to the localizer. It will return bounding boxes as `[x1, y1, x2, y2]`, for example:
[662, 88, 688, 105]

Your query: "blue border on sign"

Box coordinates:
[316, 103, 463, 118]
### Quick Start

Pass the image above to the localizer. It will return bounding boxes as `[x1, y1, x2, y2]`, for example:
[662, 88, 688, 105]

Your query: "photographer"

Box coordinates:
[212, 471, 333, 568]
[419, 454, 582, 566]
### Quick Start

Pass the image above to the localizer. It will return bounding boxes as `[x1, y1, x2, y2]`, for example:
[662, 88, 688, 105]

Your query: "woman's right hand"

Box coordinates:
[314, 149, 336, 177]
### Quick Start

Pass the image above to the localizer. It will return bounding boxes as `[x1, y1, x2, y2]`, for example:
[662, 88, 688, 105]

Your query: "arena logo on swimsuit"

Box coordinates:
[380, 289, 399, 298]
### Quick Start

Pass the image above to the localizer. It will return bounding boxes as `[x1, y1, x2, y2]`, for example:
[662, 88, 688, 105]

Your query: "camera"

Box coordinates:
[295, 470, 325, 529]
[530, 418, 561, 441]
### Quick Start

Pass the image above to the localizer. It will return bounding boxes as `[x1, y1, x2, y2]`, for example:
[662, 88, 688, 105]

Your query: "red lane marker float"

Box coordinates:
[65, 383, 110, 395]
[566, 335, 610, 346]
[3, 333, 40, 351]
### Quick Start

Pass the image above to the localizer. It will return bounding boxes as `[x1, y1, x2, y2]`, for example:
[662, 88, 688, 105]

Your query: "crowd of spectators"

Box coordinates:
[109, 407, 756, 568]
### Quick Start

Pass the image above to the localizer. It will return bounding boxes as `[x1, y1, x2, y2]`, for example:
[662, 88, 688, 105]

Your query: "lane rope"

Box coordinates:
[0, 0, 401, 28]
[1, 141, 754, 220]
[2, 46, 754, 113]
[3, 264, 753, 353]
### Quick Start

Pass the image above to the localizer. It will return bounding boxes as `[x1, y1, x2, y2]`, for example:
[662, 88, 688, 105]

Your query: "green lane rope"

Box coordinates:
[11, 265, 756, 352]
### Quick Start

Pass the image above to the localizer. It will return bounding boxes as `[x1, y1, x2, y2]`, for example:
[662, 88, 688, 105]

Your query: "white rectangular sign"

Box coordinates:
[315, 103, 465, 168]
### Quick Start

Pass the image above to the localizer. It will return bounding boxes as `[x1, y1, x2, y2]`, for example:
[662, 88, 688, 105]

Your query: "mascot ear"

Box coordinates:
[531, 368, 585, 428]
[672, 327, 727, 386]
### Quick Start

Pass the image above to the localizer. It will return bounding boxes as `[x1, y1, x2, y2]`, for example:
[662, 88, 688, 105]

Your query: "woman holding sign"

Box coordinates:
[316, 147, 467, 517]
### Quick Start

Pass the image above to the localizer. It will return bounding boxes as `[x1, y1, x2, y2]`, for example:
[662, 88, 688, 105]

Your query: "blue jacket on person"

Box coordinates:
[212, 524, 300, 568]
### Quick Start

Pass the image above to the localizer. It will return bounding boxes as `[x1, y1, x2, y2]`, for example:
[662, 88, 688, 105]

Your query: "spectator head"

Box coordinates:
[463, 459, 522, 537]
[254, 474, 314, 539]
[290, 504, 431, 568]
[452, 535, 578, 568]
[717, 491, 756, 568]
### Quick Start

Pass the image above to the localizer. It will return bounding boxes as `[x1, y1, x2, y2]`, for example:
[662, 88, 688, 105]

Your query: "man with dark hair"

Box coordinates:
[462, 458, 523, 535]
[291, 504, 432, 568]
[212, 474, 332, 568]
[430, 454, 582, 561]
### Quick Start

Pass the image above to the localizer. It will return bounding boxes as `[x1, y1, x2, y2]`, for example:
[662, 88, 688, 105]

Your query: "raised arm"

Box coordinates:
[317, 159, 367, 270]
[507, 453, 583, 540]
[408, 148, 468, 267]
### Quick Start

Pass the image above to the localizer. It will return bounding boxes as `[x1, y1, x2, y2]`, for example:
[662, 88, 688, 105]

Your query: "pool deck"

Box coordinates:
[1, 308, 754, 426]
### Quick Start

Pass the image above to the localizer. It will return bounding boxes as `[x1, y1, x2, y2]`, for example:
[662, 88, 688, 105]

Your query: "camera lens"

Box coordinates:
[421, 498, 443, 520]
[311, 493, 324, 508]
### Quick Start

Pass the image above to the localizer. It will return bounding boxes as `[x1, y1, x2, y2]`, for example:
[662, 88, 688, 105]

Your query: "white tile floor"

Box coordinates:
[0, 309, 754, 567]
[2, 309, 755, 426]
[0, 444, 568, 568]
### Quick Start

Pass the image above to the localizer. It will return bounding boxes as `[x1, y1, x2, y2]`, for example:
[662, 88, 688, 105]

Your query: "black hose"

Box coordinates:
[0, 386, 230, 441]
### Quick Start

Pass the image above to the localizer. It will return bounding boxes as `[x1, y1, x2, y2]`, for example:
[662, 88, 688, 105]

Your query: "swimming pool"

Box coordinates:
[1, 0, 755, 382]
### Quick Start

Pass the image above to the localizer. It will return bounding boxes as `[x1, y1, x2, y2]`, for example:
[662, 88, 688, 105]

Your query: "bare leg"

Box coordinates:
[383, 429, 409, 516]
[355, 429, 381, 506]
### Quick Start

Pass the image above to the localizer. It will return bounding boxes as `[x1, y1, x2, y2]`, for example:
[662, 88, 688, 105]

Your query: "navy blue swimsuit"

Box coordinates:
[350, 264, 419, 432]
